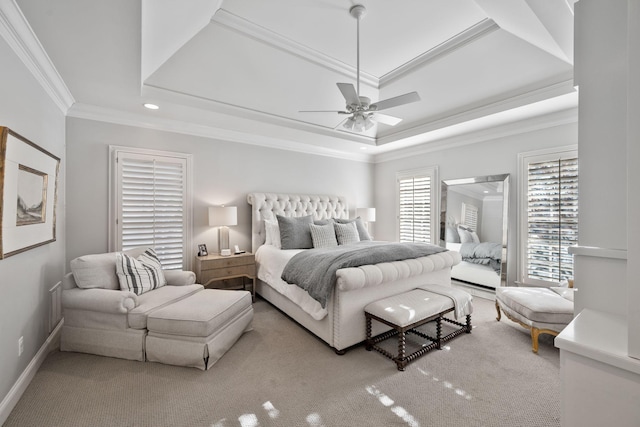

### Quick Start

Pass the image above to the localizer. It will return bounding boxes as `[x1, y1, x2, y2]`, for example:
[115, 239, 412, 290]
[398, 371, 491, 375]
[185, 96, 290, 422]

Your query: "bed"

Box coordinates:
[247, 192, 461, 353]
[446, 242, 502, 288]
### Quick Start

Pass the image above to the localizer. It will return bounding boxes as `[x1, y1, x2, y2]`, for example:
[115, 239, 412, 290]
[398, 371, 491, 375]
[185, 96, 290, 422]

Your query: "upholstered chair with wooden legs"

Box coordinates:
[495, 284, 574, 353]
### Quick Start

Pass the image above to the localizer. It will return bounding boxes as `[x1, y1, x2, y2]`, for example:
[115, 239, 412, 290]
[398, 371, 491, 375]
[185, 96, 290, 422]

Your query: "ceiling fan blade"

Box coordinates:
[299, 110, 351, 114]
[370, 92, 420, 111]
[371, 113, 402, 126]
[337, 83, 361, 106]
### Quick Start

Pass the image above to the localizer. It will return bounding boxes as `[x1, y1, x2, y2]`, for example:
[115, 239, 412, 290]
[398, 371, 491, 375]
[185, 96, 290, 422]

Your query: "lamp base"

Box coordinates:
[218, 226, 230, 256]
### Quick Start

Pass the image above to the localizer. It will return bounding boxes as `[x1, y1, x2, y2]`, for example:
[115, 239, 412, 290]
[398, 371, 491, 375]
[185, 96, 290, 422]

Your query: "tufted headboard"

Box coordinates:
[246, 193, 349, 253]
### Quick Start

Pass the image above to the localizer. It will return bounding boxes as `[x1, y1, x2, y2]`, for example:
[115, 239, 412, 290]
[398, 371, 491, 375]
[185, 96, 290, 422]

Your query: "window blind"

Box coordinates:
[117, 154, 187, 270]
[462, 202, 478, 231]
[399, 175, 432, 243]
[526, 157, 579, 283]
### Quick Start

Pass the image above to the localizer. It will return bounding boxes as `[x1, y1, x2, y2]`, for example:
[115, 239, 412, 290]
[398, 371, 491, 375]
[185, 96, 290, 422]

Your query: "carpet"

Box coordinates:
[4, 296, 560, 427]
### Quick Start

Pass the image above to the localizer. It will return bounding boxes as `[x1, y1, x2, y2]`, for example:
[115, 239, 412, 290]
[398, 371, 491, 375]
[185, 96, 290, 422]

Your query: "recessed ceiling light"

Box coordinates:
[360, 147, 368, 150]
[143, 103, 159, 110]
[483, 190, 490, 193]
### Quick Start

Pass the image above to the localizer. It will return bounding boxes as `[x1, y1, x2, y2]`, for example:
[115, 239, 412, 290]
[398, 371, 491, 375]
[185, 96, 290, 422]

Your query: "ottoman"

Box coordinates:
[495, 287, 574, 353]
[365, 288, 472, 371]
[146, 289, 253, 370]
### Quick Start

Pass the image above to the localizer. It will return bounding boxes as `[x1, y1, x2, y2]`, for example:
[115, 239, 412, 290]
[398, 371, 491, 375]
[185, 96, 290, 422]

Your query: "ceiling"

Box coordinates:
[15, 0, 577, 160]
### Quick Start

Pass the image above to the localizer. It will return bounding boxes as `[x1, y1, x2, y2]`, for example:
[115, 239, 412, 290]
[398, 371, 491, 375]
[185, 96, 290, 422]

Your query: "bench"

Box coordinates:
[365, 287, 472, 371]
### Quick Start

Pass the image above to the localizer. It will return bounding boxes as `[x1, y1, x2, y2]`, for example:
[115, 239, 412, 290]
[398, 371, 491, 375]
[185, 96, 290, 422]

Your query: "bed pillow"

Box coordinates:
[277, 215, 314, 249]
[335, 217, 371, 241]
[116, 248, 166, 295]
[458, 227, 474, 244]
[314, 218, 335, 226]
[470, 230, 480, 243]
[264, 219, 282, 249]
[334, 221, 360, 245]
[445, 226, 460, 243]
[310, 223, 338, 248]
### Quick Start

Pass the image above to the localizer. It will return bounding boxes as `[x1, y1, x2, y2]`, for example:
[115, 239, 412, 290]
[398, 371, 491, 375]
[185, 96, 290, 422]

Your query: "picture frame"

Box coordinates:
[0, 127, 60, 259]
[198, 243, 208, 257]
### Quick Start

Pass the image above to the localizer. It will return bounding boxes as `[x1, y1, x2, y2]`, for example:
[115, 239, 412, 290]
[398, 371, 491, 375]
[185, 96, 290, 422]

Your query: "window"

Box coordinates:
[518, 147, 578, 285]
[397, 167, 438, 244]
[110, 147, 192, 270]
[461, 202, 478, 231]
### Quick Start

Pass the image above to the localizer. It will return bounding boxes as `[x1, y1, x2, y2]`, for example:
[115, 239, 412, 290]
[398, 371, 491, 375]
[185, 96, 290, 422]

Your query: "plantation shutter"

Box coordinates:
[115, 151, 189, 270]
[526, 157, 579, 283]
[461, 202, 478, 231]
[399, 175, 432, 243]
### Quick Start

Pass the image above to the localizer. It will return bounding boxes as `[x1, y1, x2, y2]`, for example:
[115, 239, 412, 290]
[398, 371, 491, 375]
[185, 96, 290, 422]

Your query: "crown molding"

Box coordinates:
[380, 18, 499, 85]
[67, 103, 374, 163]
[0, 0, 74, 113]
[211, 8, 378, 89]
[375, 76, 576, 147]
[373, 106, 578, 164]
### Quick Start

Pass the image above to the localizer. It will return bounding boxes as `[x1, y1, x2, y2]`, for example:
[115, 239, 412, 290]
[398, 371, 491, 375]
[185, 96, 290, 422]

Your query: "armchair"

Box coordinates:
[61, 248, 203, 361]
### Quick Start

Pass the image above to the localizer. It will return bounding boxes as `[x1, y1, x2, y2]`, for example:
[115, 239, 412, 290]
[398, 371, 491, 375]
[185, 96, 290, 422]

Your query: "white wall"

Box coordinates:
[481, 197, 503, 243]
[374, 121, 578, 287]
[65, 117, 374, 265]
[0, 38, 66, 409]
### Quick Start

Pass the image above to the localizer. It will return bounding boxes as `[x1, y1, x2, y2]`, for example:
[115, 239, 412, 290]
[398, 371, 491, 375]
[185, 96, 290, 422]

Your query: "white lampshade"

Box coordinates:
[356, 208, 376, 222]
[208, 206, 237, 227]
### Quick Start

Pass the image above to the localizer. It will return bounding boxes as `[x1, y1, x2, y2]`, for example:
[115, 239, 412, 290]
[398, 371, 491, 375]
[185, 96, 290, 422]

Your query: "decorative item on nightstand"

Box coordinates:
[356, 207, 376, 234]
[209, 205, 237, 256]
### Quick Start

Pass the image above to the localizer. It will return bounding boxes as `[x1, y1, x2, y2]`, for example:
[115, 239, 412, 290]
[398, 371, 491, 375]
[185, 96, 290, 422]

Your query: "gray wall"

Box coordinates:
[0, 40, 66, 404]
[374, 121, 579, 287]
[65, 118, 375, 265]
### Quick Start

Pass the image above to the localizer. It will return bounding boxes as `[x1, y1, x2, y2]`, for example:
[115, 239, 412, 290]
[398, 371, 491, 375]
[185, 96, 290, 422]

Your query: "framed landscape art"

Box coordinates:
[0, 127, 60, 259]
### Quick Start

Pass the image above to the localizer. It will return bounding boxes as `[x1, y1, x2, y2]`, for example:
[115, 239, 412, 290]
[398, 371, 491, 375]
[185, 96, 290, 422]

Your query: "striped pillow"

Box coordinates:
[334, 221, 360, 245]
[310, 223, 338, 248]
[116, 248, 167, 295]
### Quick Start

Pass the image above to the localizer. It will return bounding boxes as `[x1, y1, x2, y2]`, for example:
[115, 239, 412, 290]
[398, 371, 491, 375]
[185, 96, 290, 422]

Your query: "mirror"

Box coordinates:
[440, 174, 509, 289]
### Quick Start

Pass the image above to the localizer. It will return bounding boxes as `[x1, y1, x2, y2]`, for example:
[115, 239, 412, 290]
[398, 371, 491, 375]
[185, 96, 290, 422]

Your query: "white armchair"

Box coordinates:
[61, 248, 203, 361]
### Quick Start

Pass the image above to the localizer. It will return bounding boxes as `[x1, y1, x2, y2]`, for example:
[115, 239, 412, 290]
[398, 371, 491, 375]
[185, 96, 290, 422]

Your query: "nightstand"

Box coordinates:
[194, 252, 256, 301]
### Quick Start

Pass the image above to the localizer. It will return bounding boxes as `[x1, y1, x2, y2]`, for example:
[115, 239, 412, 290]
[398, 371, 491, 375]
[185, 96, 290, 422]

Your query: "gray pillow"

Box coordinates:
[335, 217, 371, 241]
[277, 215, 314, 249]
[310, 223, 338, 248]
[445, 226, 460, 243]
[334, 221, 361, 245]
[314, 218, 335, 226]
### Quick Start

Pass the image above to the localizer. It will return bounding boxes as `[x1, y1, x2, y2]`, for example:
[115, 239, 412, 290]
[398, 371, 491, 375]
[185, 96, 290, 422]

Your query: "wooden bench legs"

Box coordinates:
[366, 309, 472, 371]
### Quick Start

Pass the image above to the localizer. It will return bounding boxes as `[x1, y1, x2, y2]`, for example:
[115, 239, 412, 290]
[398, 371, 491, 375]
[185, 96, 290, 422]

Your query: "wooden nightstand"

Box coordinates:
[194, 252, 256, 301]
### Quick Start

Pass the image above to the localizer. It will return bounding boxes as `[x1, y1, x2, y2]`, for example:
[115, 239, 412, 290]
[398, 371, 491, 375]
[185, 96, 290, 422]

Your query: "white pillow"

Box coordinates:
[264, 219, 281, 249]
[116, 248, 167, 295]
[458, 227, 474, 243]
[470, 230, 480, 243]
[310, 223, 338, 248]
[334, 221, 360, 245]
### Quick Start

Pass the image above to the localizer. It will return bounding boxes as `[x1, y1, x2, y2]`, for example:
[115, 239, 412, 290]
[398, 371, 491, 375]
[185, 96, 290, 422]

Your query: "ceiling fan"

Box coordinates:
[301, 4, 421, 133]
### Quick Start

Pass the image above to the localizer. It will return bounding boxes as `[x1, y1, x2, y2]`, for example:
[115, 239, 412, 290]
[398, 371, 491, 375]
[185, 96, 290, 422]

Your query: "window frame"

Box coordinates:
[517, 145, 578, 287]
[396, 166, 439, 245]
[108, 146, 193, 270]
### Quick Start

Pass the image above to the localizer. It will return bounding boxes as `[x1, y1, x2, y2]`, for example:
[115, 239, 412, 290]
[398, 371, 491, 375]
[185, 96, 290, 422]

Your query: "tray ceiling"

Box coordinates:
[15, 0, 577, 157]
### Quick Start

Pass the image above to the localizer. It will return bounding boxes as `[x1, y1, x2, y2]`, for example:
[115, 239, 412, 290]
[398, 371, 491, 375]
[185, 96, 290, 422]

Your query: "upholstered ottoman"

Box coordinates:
[495, 287, 574, 353]
[146, 289, 253, 370]
[365, 288, 472, 371]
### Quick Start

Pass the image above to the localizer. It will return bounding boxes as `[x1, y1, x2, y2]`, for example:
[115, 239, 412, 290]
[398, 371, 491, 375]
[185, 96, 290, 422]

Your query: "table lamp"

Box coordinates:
[209, 206, 237, 256]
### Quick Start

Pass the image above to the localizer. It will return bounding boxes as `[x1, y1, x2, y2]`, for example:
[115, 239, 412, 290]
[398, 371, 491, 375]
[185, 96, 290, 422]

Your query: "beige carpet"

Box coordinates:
[4, 296, 560, 427]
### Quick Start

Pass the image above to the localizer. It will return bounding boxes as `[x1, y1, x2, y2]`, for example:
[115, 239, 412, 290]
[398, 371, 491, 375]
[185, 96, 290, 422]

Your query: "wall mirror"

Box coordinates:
[440, 174, 509, 289]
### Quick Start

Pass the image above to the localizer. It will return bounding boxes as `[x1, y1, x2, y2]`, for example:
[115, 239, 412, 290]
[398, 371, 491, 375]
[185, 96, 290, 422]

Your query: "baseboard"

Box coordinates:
[0, 319, 63, 425]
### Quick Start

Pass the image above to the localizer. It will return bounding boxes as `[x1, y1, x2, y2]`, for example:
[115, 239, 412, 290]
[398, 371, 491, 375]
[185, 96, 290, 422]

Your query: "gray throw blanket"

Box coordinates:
[459, 242, 502, 273]
[281, 241, 447, 308]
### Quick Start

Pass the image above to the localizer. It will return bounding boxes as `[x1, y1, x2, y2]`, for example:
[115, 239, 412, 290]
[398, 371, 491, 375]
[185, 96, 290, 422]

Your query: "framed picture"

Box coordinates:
[0, 127, 60, 259]
[198, 244, 208, 257]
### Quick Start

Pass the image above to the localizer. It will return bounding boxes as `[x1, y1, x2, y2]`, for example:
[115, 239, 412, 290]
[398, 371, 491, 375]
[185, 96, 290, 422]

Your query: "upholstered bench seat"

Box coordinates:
[365, 287, 472, 371]
[146, 289, 254, 370]
[495, 287, 574, 353]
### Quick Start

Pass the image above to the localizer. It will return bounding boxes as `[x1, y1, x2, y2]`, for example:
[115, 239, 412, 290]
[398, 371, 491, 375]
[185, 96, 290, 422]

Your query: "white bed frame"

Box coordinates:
[247, 192, 455, 353]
